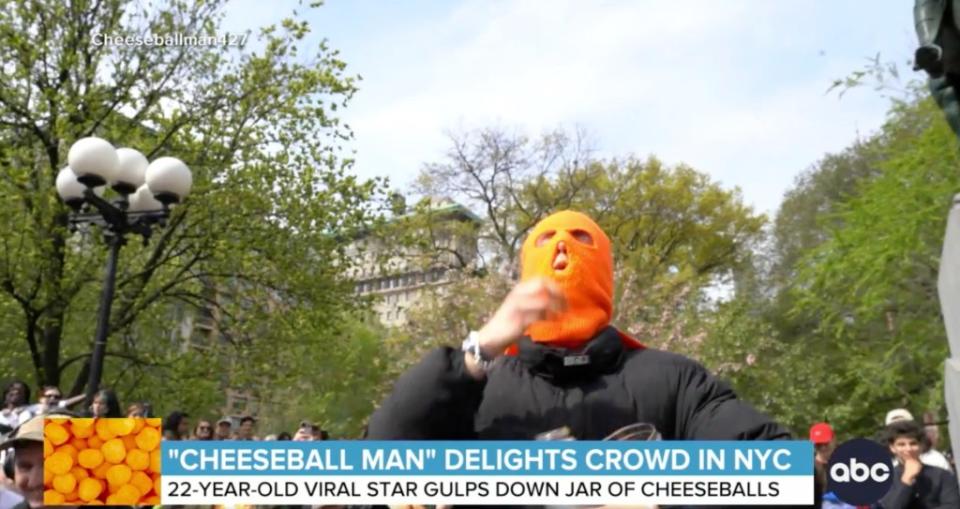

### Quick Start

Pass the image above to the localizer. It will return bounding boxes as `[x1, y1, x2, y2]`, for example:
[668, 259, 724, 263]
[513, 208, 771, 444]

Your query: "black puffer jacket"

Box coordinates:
[366, 327, 818, 508]
[368, 327, 791, 441]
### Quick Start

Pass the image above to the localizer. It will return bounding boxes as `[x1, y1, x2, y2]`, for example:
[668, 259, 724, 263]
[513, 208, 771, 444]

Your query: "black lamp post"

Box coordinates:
[55, 137, 192, 408]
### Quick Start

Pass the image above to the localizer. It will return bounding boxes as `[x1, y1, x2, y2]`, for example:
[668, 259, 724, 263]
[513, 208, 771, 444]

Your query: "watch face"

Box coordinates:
[463, 337, 490, 368]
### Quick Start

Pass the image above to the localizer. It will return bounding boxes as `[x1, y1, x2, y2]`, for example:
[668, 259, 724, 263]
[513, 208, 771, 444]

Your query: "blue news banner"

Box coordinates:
[161, 441, 814, 506]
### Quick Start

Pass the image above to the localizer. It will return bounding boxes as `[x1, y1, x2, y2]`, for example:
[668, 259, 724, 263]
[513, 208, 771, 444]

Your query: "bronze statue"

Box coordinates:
[915, 0, 960, 136]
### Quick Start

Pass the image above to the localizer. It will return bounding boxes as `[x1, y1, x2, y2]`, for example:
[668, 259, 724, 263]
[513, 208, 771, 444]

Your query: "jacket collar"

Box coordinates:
[515, 326, 626, 381]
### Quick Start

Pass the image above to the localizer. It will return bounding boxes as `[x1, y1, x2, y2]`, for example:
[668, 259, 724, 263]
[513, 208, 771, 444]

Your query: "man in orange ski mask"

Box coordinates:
[368, 210, 791, 444]
[507, 209, 642, 352]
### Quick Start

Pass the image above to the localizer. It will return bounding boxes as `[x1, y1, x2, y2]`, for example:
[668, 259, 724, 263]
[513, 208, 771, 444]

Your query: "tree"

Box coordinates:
[414, 126, 596, 277]
[542, 158, 766, 353]
[788, 95, 958, 436]
[0, 0, 384, 412]
[229, 310, 392, 438]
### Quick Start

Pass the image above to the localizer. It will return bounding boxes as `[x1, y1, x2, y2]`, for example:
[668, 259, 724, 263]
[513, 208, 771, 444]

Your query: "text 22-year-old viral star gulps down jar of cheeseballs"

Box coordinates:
[43, 417, 162, 506]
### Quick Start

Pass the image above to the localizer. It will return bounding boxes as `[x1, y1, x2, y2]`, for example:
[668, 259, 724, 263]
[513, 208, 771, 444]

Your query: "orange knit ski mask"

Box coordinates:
[520, 210, 614, 346]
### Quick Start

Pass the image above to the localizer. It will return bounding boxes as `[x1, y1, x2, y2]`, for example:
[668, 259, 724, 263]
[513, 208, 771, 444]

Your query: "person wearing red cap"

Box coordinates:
[810, 422, 837, 468]
[809, 423, 838, 507]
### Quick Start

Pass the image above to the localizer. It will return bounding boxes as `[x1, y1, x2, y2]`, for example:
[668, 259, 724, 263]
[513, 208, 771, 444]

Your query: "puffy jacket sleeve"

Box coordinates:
[671, 356, 792, 440]
[667, 357, 816, 508]
[366, 346, 486, 439]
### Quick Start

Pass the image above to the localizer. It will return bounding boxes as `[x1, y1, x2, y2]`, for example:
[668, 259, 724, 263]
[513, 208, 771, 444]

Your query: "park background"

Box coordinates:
[0, 0, 954, 442]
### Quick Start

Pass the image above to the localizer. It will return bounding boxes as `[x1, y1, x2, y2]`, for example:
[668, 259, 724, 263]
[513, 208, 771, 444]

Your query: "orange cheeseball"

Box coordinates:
[135, 426, 160, 451]
[101, 438, 126, 464]
[44, 489, 65, 505]
[45, 422, 69, 446]
[52, 473, 76, 495]
[46, 451, 73, 475]
[78, 477, 104, 502]
[78, 448, 104, 469]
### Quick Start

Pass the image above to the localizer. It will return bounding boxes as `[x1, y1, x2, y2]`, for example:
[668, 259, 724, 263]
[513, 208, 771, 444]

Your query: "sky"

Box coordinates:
[221, 1, 918, 216]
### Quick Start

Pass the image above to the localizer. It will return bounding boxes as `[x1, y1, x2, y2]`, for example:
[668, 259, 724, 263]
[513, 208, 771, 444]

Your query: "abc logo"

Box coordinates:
[826, 438, 894, 506]
[830, 459, 890, 483]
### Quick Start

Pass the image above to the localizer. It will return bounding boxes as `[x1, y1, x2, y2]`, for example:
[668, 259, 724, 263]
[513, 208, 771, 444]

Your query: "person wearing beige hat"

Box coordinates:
[0, 414, 47, 509]
[885, 408, 954, 473]
[215, 417, 234, 440]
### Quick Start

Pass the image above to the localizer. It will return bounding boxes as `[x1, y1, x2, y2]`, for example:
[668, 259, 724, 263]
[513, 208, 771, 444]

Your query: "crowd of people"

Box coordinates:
[0, 381, 330, 444]
[810, 409, 957, 508]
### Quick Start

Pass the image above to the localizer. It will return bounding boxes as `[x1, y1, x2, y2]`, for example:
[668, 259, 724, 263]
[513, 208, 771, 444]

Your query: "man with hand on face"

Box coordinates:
[293, 421, 316, 441]
[880, 420, 959, 509]
[367, 210, 792, 441]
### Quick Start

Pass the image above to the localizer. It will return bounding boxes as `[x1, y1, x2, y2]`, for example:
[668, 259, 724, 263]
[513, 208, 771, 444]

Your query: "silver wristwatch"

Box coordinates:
[462, 331, 494, 371]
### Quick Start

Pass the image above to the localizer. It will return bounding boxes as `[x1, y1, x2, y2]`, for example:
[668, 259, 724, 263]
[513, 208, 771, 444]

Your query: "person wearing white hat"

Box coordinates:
[885, 408, 954, 473]
[886, 408, 916, 425]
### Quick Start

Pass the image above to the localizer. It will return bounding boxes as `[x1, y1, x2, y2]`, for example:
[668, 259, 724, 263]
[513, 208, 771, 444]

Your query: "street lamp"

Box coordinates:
[55, 137, 192, 408]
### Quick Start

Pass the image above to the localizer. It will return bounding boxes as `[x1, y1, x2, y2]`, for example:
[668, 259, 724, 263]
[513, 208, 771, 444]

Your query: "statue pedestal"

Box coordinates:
[946, 359, 960, 470]
[938, 193, 960, 488]
[940, 194, 960, 357]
